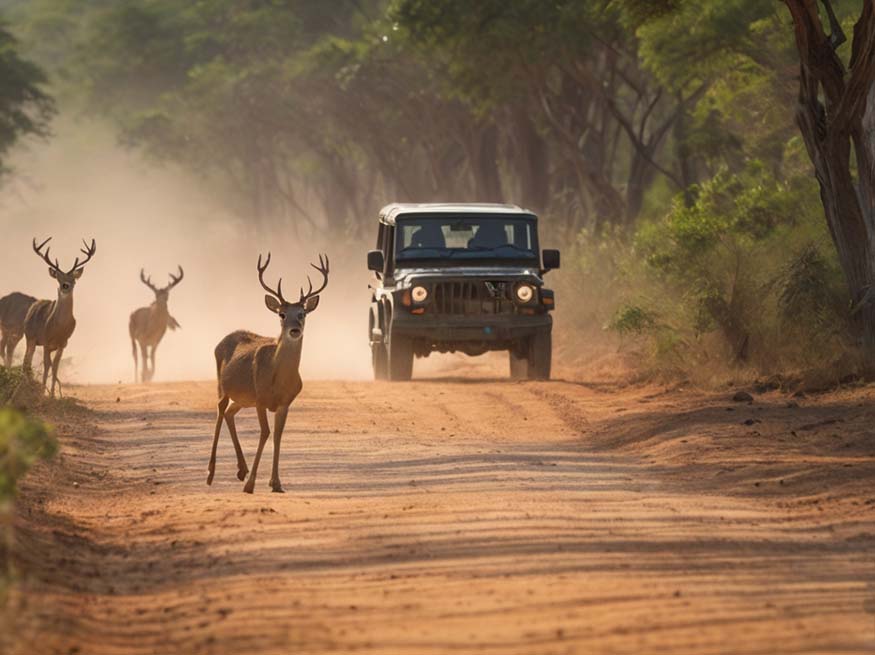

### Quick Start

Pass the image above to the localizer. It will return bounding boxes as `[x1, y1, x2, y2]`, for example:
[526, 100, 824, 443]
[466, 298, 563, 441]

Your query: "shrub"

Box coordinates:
[589, 161, 856, 382]
[0, 407, 56, 602]
[0, 408, 57, 500]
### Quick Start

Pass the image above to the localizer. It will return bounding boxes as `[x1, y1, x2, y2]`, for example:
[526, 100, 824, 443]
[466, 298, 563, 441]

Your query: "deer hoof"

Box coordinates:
[270, 479, 284, 493]
[206, 470, 215, 485]
[243, 482, 255, 494]
[237, 468, 249, 481]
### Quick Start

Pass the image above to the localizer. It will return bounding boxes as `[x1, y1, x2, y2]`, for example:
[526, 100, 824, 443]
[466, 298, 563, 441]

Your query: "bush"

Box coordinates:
[559, 161, 857, 384]
[0, 368, 26, 406]
[0, 407, 56, 603]
[0, 408, 57, 500]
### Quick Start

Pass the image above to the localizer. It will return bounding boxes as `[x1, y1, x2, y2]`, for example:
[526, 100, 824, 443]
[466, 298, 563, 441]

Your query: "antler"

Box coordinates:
[33, 236, 96, 274]
[257, 253, 287, 304]
[299, 253, 330, 303]
[140, 268, 159, 293]
[32, 237, 64, 274]
[166, 266, 184, 290]
[69, 238, 96, 273]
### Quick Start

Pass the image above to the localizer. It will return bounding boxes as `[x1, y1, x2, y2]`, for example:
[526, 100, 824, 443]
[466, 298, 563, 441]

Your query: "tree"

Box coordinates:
[782, 0, 875, 351]
[0, 19, 54, 178]
[392, 0, 688, 230]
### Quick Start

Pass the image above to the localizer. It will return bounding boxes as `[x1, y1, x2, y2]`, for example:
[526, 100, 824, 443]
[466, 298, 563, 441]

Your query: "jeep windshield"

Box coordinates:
[395, 215, 538, 265]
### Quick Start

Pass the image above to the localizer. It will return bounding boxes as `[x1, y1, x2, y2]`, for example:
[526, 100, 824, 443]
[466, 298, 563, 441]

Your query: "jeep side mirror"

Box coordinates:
[367, 250, 385, 272]
[542, 249, 560, 271]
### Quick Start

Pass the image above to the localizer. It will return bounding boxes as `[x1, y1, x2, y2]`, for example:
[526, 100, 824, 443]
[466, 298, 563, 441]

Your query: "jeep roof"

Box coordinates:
[378, 203, 534, 226]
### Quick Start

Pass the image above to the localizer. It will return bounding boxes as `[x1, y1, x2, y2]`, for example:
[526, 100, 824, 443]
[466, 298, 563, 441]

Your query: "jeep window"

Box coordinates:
[395, 216, 537, 264]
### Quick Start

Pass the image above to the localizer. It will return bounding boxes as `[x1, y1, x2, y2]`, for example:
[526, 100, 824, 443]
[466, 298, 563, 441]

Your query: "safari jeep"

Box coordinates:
[367, 203, 559, 381]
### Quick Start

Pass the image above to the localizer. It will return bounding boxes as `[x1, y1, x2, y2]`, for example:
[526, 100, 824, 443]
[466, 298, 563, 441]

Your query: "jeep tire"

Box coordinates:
[509, 349, 528, 379]
[372, 343, 388, 380]
[528, 329, 552, 380]
[388, 331, 414, 381]
[508, 330, 551, 380]
[369, 306, 389, 380]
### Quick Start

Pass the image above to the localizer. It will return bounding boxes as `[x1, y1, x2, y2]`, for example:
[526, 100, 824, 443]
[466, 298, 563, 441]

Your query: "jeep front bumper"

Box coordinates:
[390, 313, 552, 342]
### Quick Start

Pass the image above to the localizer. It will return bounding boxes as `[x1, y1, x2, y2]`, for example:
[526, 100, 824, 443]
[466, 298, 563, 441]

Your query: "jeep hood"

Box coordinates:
[395, 265, 542, 283]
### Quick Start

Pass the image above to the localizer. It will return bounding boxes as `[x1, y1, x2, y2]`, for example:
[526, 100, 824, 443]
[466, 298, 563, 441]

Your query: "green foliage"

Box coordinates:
[610, 305, 656, 335]
[0, 407, 56, 499]
[600, 162, 854, 379]
[0, 19, 54, 178]
[0, 367, 25, 405]
[778, 245, 847, 336]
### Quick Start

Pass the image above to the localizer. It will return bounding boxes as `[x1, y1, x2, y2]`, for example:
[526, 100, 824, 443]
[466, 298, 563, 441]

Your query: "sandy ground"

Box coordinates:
[5, 371, 875, 654]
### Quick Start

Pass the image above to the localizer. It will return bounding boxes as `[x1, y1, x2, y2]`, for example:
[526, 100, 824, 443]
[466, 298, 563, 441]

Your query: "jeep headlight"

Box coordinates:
[515, 283, 535, 303]
[411, 285, 429, 303]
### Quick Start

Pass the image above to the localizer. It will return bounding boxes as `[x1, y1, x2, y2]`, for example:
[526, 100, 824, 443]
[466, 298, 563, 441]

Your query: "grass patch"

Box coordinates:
[0, 406, 57, 607]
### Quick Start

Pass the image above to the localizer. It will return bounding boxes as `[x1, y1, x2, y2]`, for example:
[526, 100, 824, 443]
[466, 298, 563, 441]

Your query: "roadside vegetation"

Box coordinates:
[0, 0, 873, 385]
[0, 396, 56, 604]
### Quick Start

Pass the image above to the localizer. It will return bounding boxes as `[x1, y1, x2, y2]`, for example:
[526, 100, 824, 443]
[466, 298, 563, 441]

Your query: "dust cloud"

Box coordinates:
[0, 121, 373, 383]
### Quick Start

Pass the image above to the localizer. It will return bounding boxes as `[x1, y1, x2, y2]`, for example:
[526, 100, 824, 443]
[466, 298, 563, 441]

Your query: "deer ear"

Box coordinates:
[304, 295, 320, 312]
[264, 295, 282, 313]
[71, 268, 84, 279]
[48, 268, 57, 278]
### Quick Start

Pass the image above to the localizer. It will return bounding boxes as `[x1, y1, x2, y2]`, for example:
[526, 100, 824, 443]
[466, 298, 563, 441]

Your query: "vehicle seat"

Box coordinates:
[411, 224, 446, 248]
[468, 222, 508, 249]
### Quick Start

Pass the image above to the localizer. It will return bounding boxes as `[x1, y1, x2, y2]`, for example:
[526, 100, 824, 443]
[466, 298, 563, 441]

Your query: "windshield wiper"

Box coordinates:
[491, 243, 534, 254]
[397, 246, 454, 259]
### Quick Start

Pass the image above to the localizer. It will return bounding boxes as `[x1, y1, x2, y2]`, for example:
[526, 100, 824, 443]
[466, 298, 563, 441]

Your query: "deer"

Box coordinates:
[129, 266, 184, 383]
[23, 237, 97, 397]
[0, 292, 37, 368]
[207, 252, 328, 493]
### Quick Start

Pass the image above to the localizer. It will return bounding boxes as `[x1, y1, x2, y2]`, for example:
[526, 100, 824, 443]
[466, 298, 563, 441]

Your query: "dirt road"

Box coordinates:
[7, 376, 875, 654]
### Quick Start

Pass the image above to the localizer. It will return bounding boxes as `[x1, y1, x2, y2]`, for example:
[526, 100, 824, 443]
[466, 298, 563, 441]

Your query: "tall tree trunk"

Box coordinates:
[784, 0, 875, 353]
[673, 101, 697, 207]
[510, 107, 549, 211]
[625, 150, 657, 223]
[470, 124, 503, 202]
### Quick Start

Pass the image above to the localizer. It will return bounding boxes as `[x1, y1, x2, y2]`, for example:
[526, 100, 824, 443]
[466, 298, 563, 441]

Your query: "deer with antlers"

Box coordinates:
[207, 252, 329, 493]
[23, 237, 97, 397]
[0, 292, 37, 368]
[129, 267, 184, 383]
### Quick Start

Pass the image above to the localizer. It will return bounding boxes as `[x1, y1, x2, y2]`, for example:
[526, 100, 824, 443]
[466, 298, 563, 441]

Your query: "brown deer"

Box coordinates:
[129, 267, 184, 383]
[0, 292, 37, 367]
[23, 237, 97, 397]
[207, 252, 328, 493]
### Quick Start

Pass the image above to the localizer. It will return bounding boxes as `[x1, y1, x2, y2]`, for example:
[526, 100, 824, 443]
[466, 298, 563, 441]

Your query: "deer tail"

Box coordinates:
[214, 347, 224, 398]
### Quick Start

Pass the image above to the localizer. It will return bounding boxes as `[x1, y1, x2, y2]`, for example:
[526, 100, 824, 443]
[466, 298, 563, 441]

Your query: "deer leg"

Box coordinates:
[42, 346, 52, 394]
[22, 338, 35, 376]
[50, 347, 64, 398]
[243, 406, 271, 494]
[139, 342, 149, 383]
[149, 343, 158, 382]
[8, 334, 23, 368]
[207, 396, 230, 485]
[269, 404, 289, 493]
[131, 338, 138, 383]
[223, 402, 249, 480]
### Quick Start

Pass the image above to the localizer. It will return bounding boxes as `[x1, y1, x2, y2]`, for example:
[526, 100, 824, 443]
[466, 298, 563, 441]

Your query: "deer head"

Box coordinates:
[257, 253, 329, 341]
[33, 237, 97, 296]
[140, 266, 184, 305]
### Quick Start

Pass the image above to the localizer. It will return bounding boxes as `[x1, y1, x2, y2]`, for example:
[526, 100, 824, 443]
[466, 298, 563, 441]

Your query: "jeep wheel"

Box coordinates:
[388, 333, 414, 381]
[372, 343, 388, 380]
[528, 330, 552, 380]
[509, 349, 528, 379]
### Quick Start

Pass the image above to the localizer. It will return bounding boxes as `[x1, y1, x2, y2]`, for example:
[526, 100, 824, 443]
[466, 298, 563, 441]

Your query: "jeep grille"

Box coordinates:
[431, 281, 515, 315]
